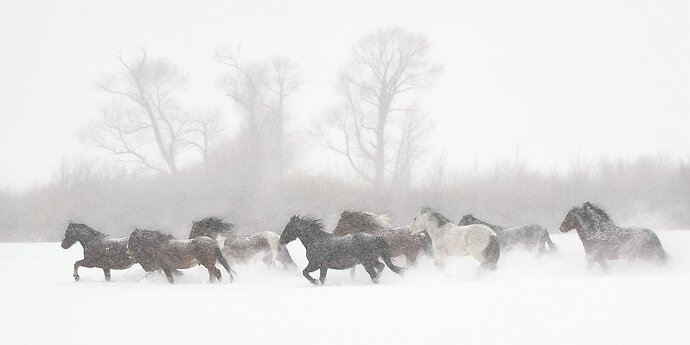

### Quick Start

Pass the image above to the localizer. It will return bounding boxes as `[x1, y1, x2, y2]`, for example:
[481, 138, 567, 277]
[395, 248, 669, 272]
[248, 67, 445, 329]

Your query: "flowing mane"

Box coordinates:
[333, 210, 391, 236]
[195, 217, 235, 232]
[421, 207, 451, 227]
[583, 202, 614, 224]
[294, 215, 325, 231]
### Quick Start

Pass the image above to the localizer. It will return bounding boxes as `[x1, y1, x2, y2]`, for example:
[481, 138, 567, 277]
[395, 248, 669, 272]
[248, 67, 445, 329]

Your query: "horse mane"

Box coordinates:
[421, 207, 451, 227]
[195, 217, 235, 232]
[132, 228, 175, 242]
[294, 215, 325, 231]
[458, 214, 506, 231]
[333, 210, 390, 235]
[68, 222, 107, 239]
[583, 202, 613, 223]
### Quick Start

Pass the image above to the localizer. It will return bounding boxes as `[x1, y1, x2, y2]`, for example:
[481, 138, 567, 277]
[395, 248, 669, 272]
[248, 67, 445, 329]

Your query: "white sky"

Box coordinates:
[1, 0, 689, 189]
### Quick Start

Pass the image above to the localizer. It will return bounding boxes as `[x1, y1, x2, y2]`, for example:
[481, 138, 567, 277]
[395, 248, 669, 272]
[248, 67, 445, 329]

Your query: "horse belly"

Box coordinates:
[324, 258, 358, 270]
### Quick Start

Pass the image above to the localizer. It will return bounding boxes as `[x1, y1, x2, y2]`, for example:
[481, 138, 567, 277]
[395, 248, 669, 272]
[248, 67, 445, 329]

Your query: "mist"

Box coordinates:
[1, 1, 689, 240]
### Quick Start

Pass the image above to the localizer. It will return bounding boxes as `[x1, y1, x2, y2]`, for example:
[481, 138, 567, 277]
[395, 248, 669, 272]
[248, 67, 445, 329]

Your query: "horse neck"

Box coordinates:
[296, 224, 330, 248]
[77, 229, 105, 246]
[575, 213, 609, 241]
[423, 216, 446, 241]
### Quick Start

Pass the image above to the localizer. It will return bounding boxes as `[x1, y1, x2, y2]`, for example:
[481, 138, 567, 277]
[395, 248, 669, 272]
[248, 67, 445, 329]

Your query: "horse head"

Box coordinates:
[279, 215, 301, 245]
[559, 206, 582, 233]
[411, 207, 451, 234]
[61, 222, 101, 249]
[409, 208, 431, 234]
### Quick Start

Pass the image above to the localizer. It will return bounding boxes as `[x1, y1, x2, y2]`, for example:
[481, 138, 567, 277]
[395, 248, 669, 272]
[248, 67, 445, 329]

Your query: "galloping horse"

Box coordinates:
[190, 217, 296, 269]
[333, 210, 431, 265]
[61, 222, 136, 281]
[409, 207, 500, 271]
[458, 214, 557, 255]
[279, 215, 406, 285]
[559, 202, 666, 270]
[127, 229, 236, 283]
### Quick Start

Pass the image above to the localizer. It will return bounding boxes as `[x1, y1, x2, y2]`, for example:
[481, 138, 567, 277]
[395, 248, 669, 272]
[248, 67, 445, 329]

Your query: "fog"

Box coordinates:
[1, 0, 689, 241]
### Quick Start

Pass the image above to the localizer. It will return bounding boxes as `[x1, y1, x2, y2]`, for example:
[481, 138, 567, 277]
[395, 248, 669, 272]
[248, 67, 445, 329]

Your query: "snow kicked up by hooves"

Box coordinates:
[0, 231, 687, 345]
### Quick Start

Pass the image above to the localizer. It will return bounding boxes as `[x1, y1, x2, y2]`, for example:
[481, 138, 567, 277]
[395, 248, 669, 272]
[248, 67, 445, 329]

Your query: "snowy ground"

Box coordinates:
[0, 231, 688, 345]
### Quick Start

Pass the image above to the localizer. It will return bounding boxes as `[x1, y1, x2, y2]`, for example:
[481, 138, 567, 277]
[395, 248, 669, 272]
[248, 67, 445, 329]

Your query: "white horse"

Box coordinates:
[409, 207, 500, 270]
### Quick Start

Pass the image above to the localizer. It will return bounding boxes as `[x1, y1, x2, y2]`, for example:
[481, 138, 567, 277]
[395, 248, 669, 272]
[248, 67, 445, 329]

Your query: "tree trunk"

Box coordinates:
[375, 96, 391, 190]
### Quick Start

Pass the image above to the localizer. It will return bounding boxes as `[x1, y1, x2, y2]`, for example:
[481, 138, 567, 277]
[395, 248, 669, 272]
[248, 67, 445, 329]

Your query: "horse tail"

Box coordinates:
[214, 245, 237, 282]
[648, 230, 668, 264]
[483, 234, 500, 271]
[544, 231, 558, 253]
[277, 244, 298, 270]
[376, 237, 406, 276]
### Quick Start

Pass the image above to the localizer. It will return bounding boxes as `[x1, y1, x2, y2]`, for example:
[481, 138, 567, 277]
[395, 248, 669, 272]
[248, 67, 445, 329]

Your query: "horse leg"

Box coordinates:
[73, 259, 93, 281]
[103, 268, 111, 282]
[206, 265, 222, 283]
[162, 268, 174, 284]
[374, 261, 385, 279]
[405, 251, 417, 267]
[319, 267, 328, 286]
[302, 262, 320, 286]
[349, 267, 356, 280]
[363, 263, 379, 284]
[262, 253, 273, 268]
[598, 259, 609, 272]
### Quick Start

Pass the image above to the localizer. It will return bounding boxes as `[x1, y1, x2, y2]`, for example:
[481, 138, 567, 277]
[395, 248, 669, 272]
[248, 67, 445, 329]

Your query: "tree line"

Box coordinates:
[1, 27, 689, 241]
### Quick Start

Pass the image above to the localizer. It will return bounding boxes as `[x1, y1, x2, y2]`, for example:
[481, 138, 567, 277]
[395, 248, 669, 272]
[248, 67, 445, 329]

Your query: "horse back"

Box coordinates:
[83, 236, 134, 269]
[441, 224, 494, 255]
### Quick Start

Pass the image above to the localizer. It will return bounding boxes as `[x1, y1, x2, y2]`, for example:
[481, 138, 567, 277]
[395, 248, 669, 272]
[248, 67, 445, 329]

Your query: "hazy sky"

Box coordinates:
[1, 0, 689, 189]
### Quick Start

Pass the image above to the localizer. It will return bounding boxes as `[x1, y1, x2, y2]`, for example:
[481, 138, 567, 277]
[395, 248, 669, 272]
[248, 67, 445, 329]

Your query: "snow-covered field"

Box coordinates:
[1, 231, 688, 345]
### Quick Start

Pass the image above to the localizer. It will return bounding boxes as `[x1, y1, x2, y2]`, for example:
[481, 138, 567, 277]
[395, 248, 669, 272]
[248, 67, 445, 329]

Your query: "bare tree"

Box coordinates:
[82, 50, 190, 175]
[187, 110, 225, 165]
[318, 27, 439, 189]
[215, 50, 299, 173]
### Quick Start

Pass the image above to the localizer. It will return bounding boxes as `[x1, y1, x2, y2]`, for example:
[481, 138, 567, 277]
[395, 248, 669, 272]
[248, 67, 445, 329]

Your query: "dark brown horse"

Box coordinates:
[127, 229, 236, 283]
[280, 215, 405, 285]
[61, 222, 136, 282]
[458, 214, 557, 255]
[333, 211, 430, 266]
[560, 202, 666, 270]
[190, 217, 297, 269]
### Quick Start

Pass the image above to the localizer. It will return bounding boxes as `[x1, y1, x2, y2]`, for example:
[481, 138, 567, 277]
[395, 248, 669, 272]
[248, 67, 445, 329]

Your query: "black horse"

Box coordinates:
[560, 202, 667, 270]
[61, 222, 136, 281]
[279, 215, 406, 285]
[458, 214, 557, 255]
[127, 229, 236, 283]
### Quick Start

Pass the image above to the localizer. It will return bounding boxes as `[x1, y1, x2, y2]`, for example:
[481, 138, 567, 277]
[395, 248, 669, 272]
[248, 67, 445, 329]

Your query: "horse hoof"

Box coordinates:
[73, 276, 80, 281]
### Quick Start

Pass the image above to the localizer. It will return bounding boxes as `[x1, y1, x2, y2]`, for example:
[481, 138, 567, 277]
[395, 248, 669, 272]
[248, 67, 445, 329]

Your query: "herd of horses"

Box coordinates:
[61, 202, 668, 285]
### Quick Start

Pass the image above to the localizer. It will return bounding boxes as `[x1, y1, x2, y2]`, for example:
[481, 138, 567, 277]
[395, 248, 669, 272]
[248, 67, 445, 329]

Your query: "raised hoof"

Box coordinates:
[73, 275, 80, 281]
